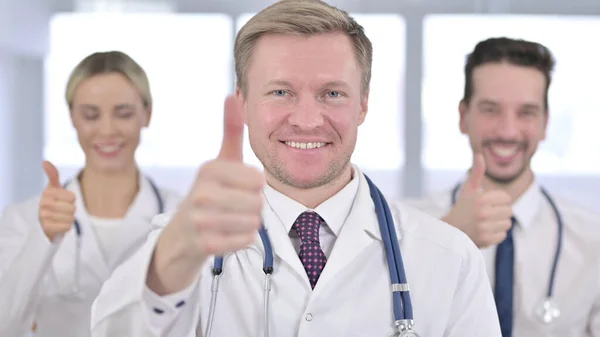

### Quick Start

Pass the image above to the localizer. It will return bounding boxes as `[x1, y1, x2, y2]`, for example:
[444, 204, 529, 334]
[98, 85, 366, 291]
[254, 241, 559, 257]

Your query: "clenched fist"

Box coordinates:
[442, 154, 513, 248]
[38, 161, 76, 241]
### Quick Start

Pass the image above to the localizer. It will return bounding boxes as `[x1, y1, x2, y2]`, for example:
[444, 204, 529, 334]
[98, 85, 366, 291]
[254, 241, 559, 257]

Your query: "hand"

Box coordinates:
[161, 95, 264, 261]
[38, 161, 76, 241]
[149, 95, 264, 294]
[442, 154, 513, 248]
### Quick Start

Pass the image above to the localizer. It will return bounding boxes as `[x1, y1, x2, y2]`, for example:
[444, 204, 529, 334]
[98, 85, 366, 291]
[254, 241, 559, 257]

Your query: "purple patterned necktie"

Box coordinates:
[292, 211, 327, 289]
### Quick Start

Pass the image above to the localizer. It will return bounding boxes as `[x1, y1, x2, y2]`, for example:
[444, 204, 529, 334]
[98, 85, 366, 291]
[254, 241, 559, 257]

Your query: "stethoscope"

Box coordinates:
[203, 174, 419, 337]
[60, 177, 164, 300]
[451, 182, 563, 325]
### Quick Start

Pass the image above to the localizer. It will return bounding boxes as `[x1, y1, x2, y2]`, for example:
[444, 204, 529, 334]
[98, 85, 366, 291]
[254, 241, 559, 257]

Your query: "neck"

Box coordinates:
[480, 168, 535, 202]
[266, 165, 353, 209]
[79, 165, 140, 218]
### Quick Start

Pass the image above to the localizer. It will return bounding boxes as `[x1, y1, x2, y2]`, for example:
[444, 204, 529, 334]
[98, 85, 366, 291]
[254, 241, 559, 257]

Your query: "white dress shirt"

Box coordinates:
[91, 165, 502, 337]
[263, 170, 359, 258]
[90, 216, 129, 269]
[404, 179, 600, 337]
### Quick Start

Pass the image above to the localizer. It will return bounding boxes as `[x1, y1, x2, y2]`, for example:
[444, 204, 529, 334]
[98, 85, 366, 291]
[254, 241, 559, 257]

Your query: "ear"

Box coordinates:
[458, 100, 469, 135]
[143, 105, 153, 128]
[69, 108, 76, 128]
[235, 86, 248, 125]
[357, 90, 369, 126]
[541, 108, 549, 140]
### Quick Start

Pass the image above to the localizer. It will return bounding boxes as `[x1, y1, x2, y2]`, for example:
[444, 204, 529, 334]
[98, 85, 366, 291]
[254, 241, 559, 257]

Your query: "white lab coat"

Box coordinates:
[403, 181, 600, 337]
[0, 174, 182, 337]
[91, 168, 502, 337]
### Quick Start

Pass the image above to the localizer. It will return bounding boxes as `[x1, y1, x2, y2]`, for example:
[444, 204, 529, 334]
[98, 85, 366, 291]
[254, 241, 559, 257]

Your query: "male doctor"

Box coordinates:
[90, 1, 502, 336]
[405, 37, 600, 337]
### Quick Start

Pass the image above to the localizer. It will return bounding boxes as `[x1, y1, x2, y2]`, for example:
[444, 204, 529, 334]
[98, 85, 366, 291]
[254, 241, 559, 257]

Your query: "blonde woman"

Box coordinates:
[0, 51, 182, 337]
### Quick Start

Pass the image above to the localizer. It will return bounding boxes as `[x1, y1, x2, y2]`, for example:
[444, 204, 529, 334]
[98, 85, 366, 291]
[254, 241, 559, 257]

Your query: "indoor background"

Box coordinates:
[1, 0, 599, 212]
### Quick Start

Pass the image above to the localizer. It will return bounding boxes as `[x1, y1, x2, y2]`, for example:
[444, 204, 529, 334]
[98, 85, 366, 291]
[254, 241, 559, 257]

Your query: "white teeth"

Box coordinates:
[284, 141, 327, 149]
[491, 146, 518, 158]
[97, 145, 120, 153]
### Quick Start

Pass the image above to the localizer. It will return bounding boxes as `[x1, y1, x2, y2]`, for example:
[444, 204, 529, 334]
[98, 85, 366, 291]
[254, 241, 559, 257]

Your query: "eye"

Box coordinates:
[327, 91, 341, 98]
[116, 110, 134, 119]
[273, 90, 287, 97]
[82, 111, 99, 120]
[481, 106, 498, 113]
[520, 109, 537, 116]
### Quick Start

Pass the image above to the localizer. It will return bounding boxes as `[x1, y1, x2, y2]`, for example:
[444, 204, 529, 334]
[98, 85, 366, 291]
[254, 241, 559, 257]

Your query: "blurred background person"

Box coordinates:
[0, 51, 182, 337]
[405, 37, 600, 337]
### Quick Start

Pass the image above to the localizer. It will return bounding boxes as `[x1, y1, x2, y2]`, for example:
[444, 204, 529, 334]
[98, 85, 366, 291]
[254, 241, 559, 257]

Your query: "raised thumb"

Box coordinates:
[43, 161, 61, 187]
[217, 95, 245, 162]
[464, 153, 485, 195]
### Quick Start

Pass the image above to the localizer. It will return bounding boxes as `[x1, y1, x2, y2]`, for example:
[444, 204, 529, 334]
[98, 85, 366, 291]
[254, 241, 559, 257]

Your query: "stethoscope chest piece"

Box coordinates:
[534, 298, 560, 324]
[64, 285, 86, 300]
[391, 330, 420, 337]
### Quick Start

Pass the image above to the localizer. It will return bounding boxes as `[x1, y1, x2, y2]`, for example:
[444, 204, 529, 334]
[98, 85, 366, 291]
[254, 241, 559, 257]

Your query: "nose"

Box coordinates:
[98, 114, 118, 136]
[494, 110, 520, 139]
[287, 97, 325, 131]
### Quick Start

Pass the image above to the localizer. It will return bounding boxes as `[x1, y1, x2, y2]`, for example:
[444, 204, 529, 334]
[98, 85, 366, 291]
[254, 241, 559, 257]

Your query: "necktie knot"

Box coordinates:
[293, 211, 323, 245]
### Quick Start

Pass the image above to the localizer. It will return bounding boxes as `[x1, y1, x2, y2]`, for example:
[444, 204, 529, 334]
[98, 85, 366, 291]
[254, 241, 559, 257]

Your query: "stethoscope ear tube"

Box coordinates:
[364, 175, 414, 332]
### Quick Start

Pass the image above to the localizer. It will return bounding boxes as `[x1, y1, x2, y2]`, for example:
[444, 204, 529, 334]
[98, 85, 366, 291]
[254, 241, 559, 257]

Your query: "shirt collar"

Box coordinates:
[262, 168, 360, 236]
[512, 179, 543, 229]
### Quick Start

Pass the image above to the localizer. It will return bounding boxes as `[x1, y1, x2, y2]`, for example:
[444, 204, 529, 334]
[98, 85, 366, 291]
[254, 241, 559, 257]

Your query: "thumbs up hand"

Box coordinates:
[163, 95, 265, 262]
[442, 154, 513, 248]
[38, 161, 76, 241]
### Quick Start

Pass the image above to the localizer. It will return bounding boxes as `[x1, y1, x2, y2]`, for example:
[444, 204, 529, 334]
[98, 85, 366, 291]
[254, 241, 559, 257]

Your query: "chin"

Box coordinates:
[486, 167, 525, 185]
[275, 162, 345, 189]
[88, 159, 131, 173]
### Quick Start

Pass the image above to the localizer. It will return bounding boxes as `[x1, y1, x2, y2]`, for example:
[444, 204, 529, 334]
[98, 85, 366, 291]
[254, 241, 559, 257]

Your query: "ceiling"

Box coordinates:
[52, 0, 600, 15]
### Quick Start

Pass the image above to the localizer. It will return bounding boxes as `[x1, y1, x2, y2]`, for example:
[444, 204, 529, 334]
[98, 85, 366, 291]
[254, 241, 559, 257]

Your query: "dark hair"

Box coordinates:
[462, 37, 556, 109]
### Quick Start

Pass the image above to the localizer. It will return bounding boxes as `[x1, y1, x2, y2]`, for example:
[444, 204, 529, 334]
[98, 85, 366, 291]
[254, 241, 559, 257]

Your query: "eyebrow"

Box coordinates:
[477, 99, 498, 107]
[77, 104, 99, 111]
[114, 103, 135, 110]
[477, 99, 541, 110]
[75, 103, 135, 111]
[266, 79, 351, 89]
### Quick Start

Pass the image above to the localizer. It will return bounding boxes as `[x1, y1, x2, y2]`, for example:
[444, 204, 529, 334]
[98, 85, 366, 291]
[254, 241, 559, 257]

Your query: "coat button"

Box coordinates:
[305, 313, 313, 321]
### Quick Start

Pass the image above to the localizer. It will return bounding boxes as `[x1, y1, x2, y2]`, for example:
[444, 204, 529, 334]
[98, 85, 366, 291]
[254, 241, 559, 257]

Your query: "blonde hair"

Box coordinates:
[65, 51, 152, 108]
[234, 0, 372, 96]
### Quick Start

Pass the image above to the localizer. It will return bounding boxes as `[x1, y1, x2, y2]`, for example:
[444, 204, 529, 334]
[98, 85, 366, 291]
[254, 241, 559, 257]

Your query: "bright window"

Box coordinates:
[44, 13, 233, 167]
[235, 13, 406, 171]
[422, 15, 600, 174]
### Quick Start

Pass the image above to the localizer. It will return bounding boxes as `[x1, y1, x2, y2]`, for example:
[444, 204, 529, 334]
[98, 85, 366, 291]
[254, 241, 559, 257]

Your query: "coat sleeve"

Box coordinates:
[91, 215, 205, 337]
[0, 200, 62, 335]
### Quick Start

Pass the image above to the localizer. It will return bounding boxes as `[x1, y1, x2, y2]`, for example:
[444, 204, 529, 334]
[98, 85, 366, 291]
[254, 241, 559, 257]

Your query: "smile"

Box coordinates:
[284, 141, 328, 150]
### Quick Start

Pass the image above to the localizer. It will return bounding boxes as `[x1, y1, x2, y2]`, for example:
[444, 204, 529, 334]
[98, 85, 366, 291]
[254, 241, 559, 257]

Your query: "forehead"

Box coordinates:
[471, 62, 546, 106]
[74, 73, 139, 103]
[247, 32, 361, 87]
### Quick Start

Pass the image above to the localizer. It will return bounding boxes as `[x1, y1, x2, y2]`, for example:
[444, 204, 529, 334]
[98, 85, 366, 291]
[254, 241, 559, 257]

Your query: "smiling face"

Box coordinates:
[70, 72, 151, 173]
[242, 32, 368, 189]
[459, 62, 548, 184]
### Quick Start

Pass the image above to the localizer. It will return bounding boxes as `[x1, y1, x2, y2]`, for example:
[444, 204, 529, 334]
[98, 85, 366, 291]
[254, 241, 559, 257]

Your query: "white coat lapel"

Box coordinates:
[313, 171, 403, 294]
[260, 201, 309, 284]
[124, 175, 164, 222]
